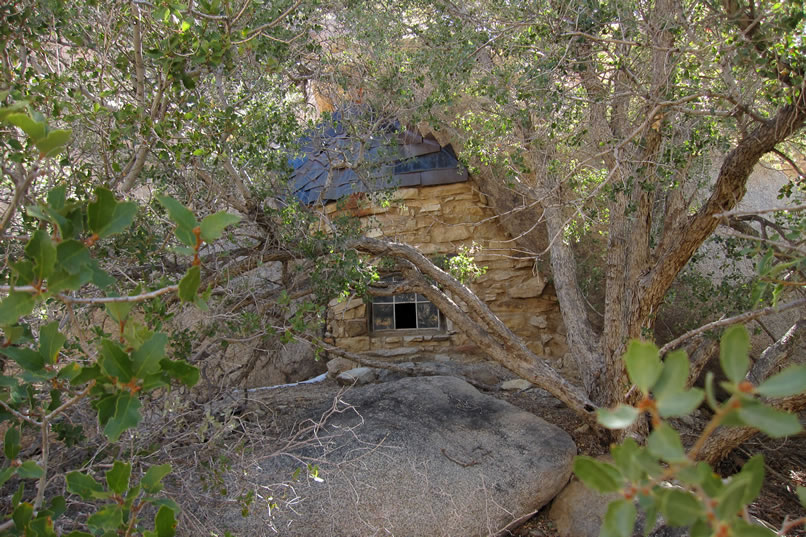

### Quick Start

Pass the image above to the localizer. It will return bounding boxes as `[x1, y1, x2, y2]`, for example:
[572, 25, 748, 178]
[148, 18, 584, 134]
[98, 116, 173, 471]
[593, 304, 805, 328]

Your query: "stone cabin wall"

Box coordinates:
[323, 180, 576, 378]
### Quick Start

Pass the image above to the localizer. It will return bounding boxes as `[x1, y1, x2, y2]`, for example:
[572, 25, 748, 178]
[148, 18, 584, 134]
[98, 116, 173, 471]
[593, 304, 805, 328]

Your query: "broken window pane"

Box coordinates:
[417, 302, 439, 328]
[372, 304, 394, 331]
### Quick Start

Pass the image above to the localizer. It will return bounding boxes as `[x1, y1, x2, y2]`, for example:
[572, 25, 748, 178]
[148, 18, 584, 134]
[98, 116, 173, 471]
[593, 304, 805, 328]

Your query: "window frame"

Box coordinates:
[369, 275, 443, 334]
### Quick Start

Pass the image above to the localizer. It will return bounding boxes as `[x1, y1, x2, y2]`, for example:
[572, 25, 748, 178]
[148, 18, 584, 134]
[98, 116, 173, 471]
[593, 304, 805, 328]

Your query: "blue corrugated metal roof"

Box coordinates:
[289, 116, 468, 205]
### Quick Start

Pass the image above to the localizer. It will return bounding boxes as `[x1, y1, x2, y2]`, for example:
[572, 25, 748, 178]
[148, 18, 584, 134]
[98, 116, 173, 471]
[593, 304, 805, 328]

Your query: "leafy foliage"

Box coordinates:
[575, 325, 806, 536]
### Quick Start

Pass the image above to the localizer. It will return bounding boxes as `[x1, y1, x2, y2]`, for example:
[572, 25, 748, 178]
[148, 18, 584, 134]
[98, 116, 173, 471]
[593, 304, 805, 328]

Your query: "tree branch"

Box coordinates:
[659, 297, 806, 356]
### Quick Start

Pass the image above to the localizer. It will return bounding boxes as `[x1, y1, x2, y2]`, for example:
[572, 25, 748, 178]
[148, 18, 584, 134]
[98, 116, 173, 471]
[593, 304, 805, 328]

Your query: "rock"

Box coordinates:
[508, 275, 547, 299]
[326, 357, 357, 377]
[549, 475, 683, 537]
[549, 478, 617, 537]
[501, 379, 533, 391]
[336, 366, 377, 385]
[222, 376, 576, 537]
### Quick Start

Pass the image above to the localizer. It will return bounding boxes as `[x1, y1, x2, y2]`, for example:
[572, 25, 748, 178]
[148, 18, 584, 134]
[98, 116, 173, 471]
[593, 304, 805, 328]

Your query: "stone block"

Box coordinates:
[529, 315, 549, 329]
[436, 225, 473, 242]
[391, 187, 420, 200]
[336, 367, 377, 385]
[508, 275, 547, 298]
[337, 336, 370, 352]
[327, 357, 358, 377]
[343, 319, 368, 337]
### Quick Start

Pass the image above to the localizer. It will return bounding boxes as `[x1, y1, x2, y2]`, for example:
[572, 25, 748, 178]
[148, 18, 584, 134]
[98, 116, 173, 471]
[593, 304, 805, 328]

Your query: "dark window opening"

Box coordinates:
[371, 275, 442, 332]
[394, 303, 417, 329]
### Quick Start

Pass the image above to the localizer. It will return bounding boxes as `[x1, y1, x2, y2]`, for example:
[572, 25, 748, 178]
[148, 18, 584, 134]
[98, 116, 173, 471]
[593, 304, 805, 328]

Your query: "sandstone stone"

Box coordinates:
[327, 357, 357, 377]
[436, 224, 473, 242]
[529, 315, 549, 329]
[501, 379, 533, 391]
[344, 319, 368, 337]
[367, 347, 418, 357]
[419, 202, 441, 213]
[218, 376, 575, 537]
[508, 275, 547, 298]
[338, 337, 370, 352]
[336, 366, 377, 385]
[392, 187, 420, 200]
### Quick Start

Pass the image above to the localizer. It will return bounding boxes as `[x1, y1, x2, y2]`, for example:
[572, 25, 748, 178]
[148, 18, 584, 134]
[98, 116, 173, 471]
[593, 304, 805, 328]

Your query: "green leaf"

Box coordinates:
[87, 504, 123, 531]
[720, 325, 750, 383]
[797, 486, 806, 509]
[716, 474, 751, 520]
[39, 321, 66, 365]
[47, 269, 90, 294]
[56, 240, 91, 275]
[64, 532, 94, 537]
[160, 358, 199, 386]
[623, 340, 662, 395]
[0, 346, 45, 372]
[94, 393, 117, 427]
[99, 340, 134, 382]
[5, 427, 20, 459]
[88, 188, 138, 238]
[600, 499, 636, 537]
[88, 259, 115, 288]
[35, 128, 71, 157]
[11, 260, 35, 285]
[178, 265, 201, 302]
[597, 404, 640, 429]
[0, 291, 35, 325]
[731, 519, 776, 537]
[659, 488, 702, 526]
[737, 402, 803, 438]
[13, 502, 33, 531]
[105, 300, 135, 324]
[157, 195, 198, 247]
[657, 388, 704, 418]
[200, 211, 241, 242]
[154, 505, 177, 537]
[47, 185, 66, 210]
[738, 455, 764, 505]
[141, 463, 172, 493]
[0, 466, 15, 487]
[132, 332, 168, 378]
[104, 392, 142, 441]
[6, 112, 46, 141]
[106, 461, 131, 494]
[652, 349, 689, 400]
[647, 423, 687, 463]
[71, 364, 102, 386]
[47, 495, 66, 519]
[17, 460, 43, 479]
[611, 438, 646, 482]
[25, 230, 57, 282]
[58, 362, 81, 380]
[757, 365, 806, 398]
[572, 456, 622, 493]
[66, 471, 106, 500]
[27, 516, 57, 537]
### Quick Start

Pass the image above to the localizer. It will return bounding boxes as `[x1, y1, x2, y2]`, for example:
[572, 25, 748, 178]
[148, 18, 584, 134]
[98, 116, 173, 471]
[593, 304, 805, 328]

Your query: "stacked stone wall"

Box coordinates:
[323, 180, 574, 377]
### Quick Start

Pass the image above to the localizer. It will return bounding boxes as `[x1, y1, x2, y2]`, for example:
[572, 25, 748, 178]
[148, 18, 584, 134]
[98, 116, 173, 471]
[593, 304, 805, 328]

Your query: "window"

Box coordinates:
[371, 275, 441, 332]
